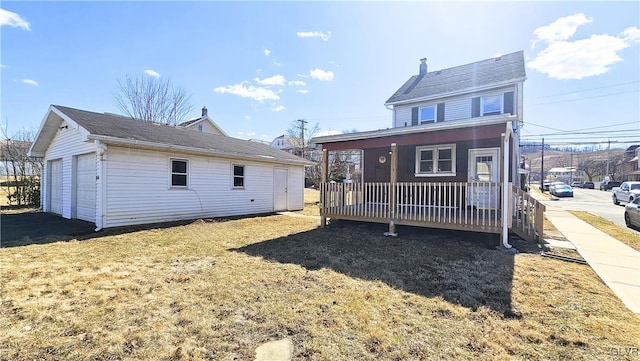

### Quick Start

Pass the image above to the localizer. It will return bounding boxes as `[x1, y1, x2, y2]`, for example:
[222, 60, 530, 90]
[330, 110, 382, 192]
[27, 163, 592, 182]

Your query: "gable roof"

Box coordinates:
[177, 116, 227, 136]
[385, 51, 526, 105]
[29, 105, 313, 166]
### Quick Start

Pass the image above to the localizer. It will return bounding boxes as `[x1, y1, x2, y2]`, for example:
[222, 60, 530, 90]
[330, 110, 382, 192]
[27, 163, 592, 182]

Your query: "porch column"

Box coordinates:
[320, 148, 328, 227]
[387, 143, 398, 236]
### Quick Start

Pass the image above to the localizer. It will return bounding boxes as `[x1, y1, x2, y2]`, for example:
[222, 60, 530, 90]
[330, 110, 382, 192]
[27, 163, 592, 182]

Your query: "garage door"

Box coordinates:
[49, 159, 63, 215]
[76, 154, 96, 222]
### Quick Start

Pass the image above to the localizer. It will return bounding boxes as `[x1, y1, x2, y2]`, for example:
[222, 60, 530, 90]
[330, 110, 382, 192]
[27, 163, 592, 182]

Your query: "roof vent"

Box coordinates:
[419, 58, 427, 75]
[202, 106, 208, 117]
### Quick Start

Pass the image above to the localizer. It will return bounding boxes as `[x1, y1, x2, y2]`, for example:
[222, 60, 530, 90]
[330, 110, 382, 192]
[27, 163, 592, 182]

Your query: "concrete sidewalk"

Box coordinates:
[543, 207, 640, 314]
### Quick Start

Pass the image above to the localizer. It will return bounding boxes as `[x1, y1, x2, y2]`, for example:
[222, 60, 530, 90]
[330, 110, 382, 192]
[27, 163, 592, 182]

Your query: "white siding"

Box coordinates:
[42, 124, 96, 219]
[184, 119, 225, 135]
[393, 85, 517, 127]
[103, 146, 305, 228]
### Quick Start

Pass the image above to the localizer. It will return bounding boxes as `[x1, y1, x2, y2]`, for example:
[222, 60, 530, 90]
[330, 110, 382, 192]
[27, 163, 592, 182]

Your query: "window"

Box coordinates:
[481, 95, 502, 116]
[197, 124, 203, 132]
[419, 106, 435, 124]
[415, 145, 456, 176]
[232, 164, 245, 189]
[171, 159, 188, 187]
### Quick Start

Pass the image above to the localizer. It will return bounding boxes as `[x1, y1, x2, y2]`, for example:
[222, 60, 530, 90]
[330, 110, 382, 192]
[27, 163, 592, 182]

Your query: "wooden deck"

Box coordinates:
[320, 182, 545, 241]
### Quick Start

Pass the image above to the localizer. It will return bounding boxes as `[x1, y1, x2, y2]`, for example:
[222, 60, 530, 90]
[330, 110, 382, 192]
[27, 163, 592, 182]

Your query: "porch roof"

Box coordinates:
[312, 115, 514, 151]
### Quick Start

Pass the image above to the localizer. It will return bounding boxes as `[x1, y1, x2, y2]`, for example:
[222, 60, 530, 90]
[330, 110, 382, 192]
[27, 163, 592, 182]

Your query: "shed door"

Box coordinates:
[49, 159, 63, 215]
[75, 154, 96, 222]
[274, 168, 288, 211]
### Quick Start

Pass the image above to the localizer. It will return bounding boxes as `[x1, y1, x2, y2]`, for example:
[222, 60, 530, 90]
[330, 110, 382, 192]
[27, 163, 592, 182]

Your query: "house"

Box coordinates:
[177, 106, 227, 135]
[623, 145, 640, 181]
[547, 167, 583, 184]
[311, 51, 545, 246]
[28, 105, 313, 230]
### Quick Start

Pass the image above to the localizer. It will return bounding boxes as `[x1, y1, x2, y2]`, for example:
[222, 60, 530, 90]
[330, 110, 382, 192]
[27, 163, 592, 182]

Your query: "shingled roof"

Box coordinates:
[385, 51, 526, 105]
[31, 105, 312, 165]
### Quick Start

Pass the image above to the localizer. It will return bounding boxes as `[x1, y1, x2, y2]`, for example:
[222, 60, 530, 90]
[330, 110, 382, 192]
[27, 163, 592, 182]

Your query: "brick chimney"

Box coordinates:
[419, 58, 428, 75]
[202, 106, 208, 117]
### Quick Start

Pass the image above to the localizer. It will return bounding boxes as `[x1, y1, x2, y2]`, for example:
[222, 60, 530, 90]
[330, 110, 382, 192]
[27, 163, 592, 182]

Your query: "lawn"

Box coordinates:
[1, 203, 639, 360]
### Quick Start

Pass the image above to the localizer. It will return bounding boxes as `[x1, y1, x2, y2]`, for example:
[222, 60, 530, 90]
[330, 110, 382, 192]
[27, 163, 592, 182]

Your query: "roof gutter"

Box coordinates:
[384, 77, 527, 106]
[312, 115, 516, 144]
[87, 135, 314, 166]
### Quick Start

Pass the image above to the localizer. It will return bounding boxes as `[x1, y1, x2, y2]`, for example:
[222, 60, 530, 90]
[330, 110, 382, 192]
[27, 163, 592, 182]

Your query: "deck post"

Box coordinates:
[321, 148, 328, 227]
[386, 143, 398, 236]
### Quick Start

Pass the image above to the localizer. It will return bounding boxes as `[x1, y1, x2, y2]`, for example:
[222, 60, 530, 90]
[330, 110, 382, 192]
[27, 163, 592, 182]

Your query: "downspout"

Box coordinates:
[385, 104, 395, 127]
[501, 128, 512, 249]
[95, 140, 107, 231]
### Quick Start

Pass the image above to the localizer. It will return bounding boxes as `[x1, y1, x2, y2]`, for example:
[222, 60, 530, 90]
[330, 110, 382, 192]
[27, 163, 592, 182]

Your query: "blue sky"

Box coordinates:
[2, 1, 639, 147]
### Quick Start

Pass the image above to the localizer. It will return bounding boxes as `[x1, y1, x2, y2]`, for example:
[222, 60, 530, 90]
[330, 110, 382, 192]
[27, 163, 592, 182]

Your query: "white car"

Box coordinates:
[612, 181, 640, 205]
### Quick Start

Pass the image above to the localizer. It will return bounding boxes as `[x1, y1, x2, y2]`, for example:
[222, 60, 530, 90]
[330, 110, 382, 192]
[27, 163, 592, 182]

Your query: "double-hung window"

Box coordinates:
[232, 164, 245, 189]
[419, 106, 436, 124]
[171, 159, 188, 187]
[481, 95, 502, 116]
[415, 144, 456, 177]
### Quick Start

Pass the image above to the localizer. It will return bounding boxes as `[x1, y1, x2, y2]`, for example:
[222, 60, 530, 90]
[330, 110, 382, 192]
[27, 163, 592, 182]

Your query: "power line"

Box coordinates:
[523, 128, 639, 137]
[532, 89, 639, 106]
[536, 81, 640, 99]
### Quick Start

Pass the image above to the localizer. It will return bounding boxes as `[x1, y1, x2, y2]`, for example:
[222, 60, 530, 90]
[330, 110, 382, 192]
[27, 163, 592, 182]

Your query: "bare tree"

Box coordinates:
[286, 119, 320, 157]
[0, 129, 42, 206]
[114, 75, 193, 125]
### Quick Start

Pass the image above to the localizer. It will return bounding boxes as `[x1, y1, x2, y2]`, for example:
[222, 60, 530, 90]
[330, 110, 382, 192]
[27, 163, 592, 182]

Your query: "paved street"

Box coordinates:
[533, 184, 640, 234]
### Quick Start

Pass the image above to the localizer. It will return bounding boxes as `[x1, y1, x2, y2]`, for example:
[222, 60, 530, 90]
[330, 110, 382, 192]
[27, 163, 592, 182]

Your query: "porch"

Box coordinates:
[320, 181, 545, 242]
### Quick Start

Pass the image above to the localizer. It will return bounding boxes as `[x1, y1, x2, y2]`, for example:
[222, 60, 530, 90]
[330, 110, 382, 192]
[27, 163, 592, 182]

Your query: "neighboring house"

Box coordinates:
[271, 134, 297, 153]
[28, 105, 313, 230]
[623, 145, 640, 181]
[177, 106, 227, 136]
[547, 167, 583, 184]
[311, 51, 544, 245]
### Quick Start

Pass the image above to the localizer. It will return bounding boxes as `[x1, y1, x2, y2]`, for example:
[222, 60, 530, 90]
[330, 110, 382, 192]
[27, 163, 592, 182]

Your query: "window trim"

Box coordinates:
[419, 105, 436, 124]
[415, 144, 456, 177]
[481, 95, 503, 116]
[170, 158, 189, 188]
[232, 163, 245, 189]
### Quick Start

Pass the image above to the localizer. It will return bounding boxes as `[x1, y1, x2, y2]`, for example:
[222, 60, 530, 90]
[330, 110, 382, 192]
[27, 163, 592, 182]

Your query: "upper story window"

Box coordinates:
[481, 95, 502, 116]
[232, 164, 245, 189]
[197, 124, 204, 132]
[415, 144, 456, 177]
[420, 106, 435, 124]
[171, 159, 188, 187]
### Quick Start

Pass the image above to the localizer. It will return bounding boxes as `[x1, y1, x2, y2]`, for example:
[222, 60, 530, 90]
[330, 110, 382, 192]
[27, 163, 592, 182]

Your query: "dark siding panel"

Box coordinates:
[503, 91, 514, 115]
[437, 103, 445, 122]
[411, 107, 419, 126]
[471, 97, 480, 118]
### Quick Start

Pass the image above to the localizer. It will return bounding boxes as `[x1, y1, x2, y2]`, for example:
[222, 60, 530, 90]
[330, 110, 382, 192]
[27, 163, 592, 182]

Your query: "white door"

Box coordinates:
[49, 159, 63, 215]
[467, 148, 500, 209]
[75, 153, 96, 222]
[274, 168, 288, 211]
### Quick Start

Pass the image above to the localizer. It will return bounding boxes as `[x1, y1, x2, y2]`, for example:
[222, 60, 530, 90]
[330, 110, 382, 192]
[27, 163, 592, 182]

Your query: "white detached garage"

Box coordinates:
[28, 105, 313, 230]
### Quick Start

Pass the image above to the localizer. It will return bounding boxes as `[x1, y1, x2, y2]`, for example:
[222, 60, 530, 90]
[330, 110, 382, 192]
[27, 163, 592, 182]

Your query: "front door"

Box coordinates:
[467, 148, 500, 209]
[274, 168, 288, 211]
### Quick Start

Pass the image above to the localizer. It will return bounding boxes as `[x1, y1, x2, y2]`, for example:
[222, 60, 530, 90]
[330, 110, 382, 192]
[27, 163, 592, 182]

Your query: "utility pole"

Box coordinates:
[605, 139, 611, 180]
[570, 152, 574, 185]
[296, 119, 308, 158]
[540, 137, 545, 191]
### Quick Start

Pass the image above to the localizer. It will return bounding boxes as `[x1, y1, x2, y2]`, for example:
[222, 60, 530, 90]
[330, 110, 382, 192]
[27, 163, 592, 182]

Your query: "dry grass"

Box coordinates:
[1, 202, 639, 360]
[292, 188, 320, 217]
[570, 211, 640, 252]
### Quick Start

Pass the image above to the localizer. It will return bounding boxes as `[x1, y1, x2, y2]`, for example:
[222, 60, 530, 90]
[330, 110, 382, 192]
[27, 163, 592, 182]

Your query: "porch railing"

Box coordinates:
[320, 181, 545, 241]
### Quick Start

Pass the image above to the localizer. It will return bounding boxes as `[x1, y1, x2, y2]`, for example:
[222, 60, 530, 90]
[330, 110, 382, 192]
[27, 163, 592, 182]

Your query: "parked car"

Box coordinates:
[612, 181, 640, 205]
[547, 181, 565, 193]
[600, 180, 621, 191]
[624, 197, 640, 228]
[571, 181, 582, 188]
[551, 184, 574, 197]
[582, 181, 595, 189]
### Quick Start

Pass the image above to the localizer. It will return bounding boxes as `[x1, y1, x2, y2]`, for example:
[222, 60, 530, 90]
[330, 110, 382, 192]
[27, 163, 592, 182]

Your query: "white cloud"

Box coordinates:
[144, 69, 161, 77]
[271, 104, 285, 112]
[0, 9, 30, 31]
[297, 31, 331, 41]
[214, 82, 280, 103]
[0, 64, 7, 68]
[237, 131, 256, 139]
[264, 48, 271, 56]
[297, 89, 309, 94]
[22, 79, 38, 86]
[254, 74, 286, 86]
[273, 61, 281, 67]
[288, 80, 306, 87]
[528, 14, 640, 80]
[309, 68, 334, 81]
[244, 115, 251, 121]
